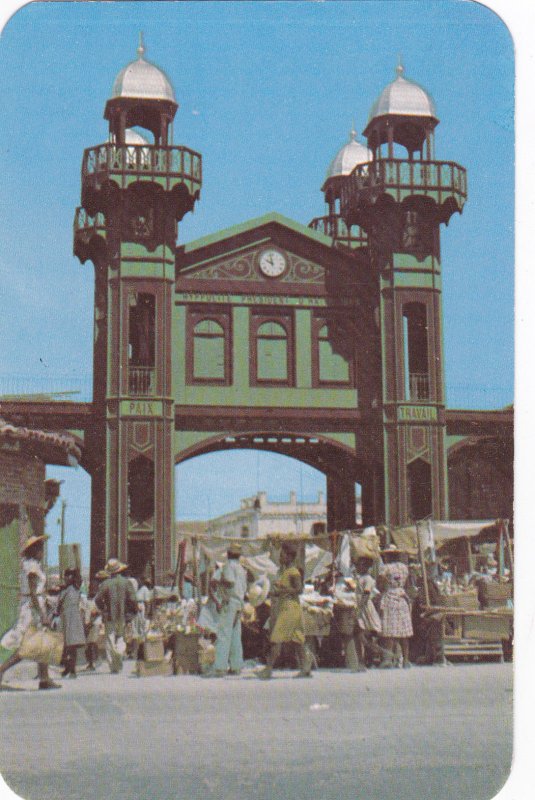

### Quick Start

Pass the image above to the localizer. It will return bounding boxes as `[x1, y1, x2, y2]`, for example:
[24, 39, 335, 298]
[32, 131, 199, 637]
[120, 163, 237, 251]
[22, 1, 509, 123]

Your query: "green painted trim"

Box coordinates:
[175, 292, 334, 308]
[394, 272, 441, 289]
[182, 211, 333, 253]
[397, 405, 438, 422]
[322, 431, 356, 450]
[119, 399, 164, 417]
[120, 262, 175, 280]
[120, 243, 172, 258]
[173, 429, 357, 461]
[175, 430, 220, 456]
[445, 434, 468, 450]
[295, 309, 312, 388]
[181, 386, 357, 408]
[232, 306, 250, 390]
[179, 238, 272, 272]
[392, 253, 437, 270]
[173, 305, 187, 403]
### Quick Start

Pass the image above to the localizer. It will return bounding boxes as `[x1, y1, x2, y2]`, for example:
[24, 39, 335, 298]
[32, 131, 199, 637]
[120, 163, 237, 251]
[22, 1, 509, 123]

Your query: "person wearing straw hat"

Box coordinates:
[0, 534, 61, 690]
[94, 558, 137, 673]
[208, 542, 247, 677]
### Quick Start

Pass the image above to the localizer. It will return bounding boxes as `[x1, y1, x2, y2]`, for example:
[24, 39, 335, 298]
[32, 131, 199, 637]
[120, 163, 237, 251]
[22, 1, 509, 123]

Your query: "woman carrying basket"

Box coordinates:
[0, 535, 61, 690]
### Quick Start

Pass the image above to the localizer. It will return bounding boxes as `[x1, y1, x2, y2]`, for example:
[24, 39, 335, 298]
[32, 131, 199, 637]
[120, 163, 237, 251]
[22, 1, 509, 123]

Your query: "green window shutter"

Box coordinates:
[0, 512, 20, 660]
[318, 325, 349, 383]
[193, 320, 225, 380]
[257, 322, 288, 381]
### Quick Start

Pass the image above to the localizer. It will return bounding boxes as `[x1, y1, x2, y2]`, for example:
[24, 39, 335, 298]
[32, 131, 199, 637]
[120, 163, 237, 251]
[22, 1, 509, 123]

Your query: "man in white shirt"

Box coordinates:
[211, 543, 247, 676]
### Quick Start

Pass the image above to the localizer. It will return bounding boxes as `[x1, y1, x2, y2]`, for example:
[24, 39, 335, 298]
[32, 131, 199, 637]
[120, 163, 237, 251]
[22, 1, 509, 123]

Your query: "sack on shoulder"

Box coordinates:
[19, 625, 64, 665]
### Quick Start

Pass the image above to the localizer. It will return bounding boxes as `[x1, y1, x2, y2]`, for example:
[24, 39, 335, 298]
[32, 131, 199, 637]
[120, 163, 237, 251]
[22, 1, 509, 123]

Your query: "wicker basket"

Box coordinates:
[302, 606, 332, 637]
[173, 631, 201, 675]
[436, 590, 479, 610]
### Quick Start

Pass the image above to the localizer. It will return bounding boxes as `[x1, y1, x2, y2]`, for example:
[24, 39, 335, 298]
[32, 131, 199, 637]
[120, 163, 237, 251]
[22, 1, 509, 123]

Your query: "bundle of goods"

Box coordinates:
[136, 629, 173, 677]
[198, 636, 216, 672]
[300, 586, 333, 637]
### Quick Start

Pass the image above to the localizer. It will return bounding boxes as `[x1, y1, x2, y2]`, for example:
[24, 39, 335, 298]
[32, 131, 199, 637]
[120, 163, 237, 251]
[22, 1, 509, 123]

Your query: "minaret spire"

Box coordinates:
[137, 31, 145, 59]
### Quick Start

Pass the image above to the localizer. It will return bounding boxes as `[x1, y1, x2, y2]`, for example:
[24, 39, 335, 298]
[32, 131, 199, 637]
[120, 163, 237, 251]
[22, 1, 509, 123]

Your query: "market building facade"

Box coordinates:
[1, 43, 513, 582]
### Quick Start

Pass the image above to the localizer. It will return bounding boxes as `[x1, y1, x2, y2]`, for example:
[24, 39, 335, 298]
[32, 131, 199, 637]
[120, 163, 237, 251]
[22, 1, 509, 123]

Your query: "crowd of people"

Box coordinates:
[0, 533, 512, 690]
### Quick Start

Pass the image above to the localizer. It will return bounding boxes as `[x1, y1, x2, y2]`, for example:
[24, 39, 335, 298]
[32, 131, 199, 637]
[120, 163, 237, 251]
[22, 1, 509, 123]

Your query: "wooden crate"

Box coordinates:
[136, 658, 173, 678]
[173, 631, 201, 675]
[462, 614, 511, 641]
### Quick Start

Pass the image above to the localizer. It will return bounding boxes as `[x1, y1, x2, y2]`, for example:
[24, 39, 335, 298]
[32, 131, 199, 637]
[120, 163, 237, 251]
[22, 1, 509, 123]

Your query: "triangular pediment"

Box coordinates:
[175, 212, 356, 290]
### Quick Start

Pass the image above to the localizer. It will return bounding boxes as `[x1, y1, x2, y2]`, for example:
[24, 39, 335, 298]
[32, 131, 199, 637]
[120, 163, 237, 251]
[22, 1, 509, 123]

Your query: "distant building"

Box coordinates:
[176, 490, 362, 540]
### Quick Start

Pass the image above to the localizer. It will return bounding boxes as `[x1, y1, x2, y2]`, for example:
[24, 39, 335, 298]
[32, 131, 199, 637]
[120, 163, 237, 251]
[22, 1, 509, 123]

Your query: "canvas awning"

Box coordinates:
[390, 520, 500, 554]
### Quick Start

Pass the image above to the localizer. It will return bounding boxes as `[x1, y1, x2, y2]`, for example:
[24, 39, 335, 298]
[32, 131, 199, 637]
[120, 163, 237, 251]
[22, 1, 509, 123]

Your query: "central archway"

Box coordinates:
[175, 431, 368, 534]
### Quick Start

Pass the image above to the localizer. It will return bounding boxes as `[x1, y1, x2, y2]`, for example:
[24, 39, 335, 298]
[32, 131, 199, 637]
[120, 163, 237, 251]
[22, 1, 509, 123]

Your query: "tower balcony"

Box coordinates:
[308, 215, 368, 249]
[73, 207, 107, 262]
[128, 367, 156, 397]
[340, 158, 467, 227]
[408, 372, 430, 402]
[81, 143, 202, 219]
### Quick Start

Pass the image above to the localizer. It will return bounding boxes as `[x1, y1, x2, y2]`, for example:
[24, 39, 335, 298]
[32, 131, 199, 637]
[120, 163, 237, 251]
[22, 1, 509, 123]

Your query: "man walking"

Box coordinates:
[94, 559, 137, 673]
[211, 543, 247, 677]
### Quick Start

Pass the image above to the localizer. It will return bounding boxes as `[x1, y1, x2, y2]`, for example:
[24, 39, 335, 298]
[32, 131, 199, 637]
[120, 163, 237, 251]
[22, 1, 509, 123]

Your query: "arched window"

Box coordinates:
[256, 321, 289, 382]
[193, 319, 225, 381]
[317, 324, 350, 384]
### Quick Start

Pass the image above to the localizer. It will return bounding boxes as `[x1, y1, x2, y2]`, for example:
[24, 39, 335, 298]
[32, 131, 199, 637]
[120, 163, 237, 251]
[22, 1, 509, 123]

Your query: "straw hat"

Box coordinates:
[95, 569, 109, 580]
[227, 542, 243, 556]
[105, 558, 128, 574]
[247, 576, 270, 607]
[20, 534, 49, 555]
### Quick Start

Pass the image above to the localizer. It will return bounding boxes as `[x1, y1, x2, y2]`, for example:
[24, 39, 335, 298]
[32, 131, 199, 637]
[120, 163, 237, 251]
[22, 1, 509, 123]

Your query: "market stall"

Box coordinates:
[391, 519, 513, 663]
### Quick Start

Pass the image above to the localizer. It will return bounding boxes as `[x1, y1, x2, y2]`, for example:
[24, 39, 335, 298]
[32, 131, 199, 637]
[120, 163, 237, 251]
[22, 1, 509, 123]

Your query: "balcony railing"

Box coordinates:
[308, 215, 368, 249]
[408, 372, 430, 401]
[128, 367, 156, 397]
[73, 207, 106, 235]
[340, 158, 467, 223]
[82, 143, 202, 192]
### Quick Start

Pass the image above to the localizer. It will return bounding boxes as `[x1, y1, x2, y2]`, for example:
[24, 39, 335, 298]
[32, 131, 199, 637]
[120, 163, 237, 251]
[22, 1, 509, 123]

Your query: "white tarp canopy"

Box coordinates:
[177, 531, 380, 582]
[390, 520, 499, 554]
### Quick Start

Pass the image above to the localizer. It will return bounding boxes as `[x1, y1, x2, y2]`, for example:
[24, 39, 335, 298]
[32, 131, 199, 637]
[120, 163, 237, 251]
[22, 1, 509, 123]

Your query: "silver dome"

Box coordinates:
[326, 126, 372, 180]
[123, 128, 150, 145]
[111, 39, 176, 103]
[368, 64, 436, 121]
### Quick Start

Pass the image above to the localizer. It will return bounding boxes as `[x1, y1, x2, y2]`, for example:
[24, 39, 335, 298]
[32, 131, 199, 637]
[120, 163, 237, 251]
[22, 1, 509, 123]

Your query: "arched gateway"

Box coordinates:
[61, 43, 511, 581]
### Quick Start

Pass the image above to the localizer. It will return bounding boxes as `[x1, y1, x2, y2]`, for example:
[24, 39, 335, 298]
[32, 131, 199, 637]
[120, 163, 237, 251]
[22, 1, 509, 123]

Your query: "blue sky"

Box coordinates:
[0, 1, 516, 565]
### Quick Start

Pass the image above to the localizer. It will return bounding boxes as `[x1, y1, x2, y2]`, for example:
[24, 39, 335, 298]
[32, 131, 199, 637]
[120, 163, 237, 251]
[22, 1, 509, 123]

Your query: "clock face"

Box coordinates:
[259, 248, 287, 278]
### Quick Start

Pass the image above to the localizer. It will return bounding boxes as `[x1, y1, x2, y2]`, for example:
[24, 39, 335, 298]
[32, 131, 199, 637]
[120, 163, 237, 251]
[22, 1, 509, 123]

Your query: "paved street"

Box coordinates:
[0, 661, 512, 800]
